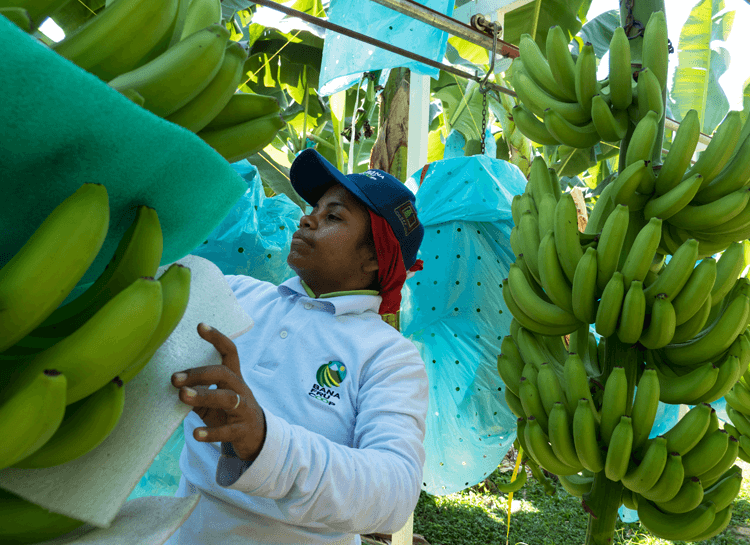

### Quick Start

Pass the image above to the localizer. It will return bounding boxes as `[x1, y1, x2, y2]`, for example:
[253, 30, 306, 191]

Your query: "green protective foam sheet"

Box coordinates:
[0, 15, 248, 285]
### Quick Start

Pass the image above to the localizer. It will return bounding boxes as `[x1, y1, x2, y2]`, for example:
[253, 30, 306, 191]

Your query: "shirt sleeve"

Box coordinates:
[214, 338, 428, 535]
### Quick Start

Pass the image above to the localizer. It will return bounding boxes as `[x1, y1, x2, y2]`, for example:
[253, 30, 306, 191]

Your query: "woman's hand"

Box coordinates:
[171, 323, 266, 462]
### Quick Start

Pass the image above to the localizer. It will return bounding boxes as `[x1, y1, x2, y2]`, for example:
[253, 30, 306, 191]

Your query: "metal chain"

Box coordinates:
[480, 89, 488, 155]
[478, 20, 499, 156]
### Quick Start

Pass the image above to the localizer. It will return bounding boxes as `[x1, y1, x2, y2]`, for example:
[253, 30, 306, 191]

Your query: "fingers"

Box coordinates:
[196, 322, 242, 376]
[192, 422, 248, 444]
[178, 386, 242, 412]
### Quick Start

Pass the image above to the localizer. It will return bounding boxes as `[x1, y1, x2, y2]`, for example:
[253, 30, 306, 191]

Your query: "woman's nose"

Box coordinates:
[300, 214, 315, 228]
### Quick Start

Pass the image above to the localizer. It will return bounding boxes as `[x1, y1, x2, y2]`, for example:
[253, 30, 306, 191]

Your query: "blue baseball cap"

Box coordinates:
[289, 149, 424, 270]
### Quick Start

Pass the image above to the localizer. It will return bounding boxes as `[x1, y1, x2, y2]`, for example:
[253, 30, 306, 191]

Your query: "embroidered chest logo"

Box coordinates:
[309, 361, 346, 406]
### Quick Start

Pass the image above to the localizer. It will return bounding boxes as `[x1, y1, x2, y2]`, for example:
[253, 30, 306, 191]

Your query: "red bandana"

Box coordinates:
[368, 210, 424, 315]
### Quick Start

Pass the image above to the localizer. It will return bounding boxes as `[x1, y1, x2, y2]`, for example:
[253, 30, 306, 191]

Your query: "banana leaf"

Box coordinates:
[431, 71, 487, 143]
[575, 9, 619, 57]
[502, 0, 587, 51]
[669, 0, 734, 133]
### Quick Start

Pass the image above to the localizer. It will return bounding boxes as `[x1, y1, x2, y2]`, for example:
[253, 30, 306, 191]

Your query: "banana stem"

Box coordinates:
[583, 471, 624, 545]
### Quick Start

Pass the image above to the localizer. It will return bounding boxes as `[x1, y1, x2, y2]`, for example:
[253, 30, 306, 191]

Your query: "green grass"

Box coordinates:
[413, 455, 750, 545]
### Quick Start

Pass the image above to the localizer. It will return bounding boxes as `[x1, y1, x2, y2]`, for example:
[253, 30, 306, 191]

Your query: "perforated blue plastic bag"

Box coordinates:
[188, 160, 304, 284]
[400, 155, 527, 495]
[318, 0, 455, 96]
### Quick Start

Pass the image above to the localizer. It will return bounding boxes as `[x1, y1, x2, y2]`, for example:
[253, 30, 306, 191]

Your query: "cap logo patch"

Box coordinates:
[363, 170, 386, 180]
[395, 201, 419, 236]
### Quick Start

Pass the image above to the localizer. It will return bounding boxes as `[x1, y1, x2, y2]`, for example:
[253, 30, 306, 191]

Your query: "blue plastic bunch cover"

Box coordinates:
[400, 155, 527, 495]
[318, 0, 455, 96]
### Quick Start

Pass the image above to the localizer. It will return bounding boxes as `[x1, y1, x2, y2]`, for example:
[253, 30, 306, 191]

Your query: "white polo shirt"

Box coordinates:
[167, 274, 428, 545]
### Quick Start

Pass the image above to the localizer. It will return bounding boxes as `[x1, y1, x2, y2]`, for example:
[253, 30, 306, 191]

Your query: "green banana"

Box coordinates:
[574, 43, 600, 115]
[605, 415, 634, 481]
[507, 264, 581, 329]
[87, 0, 180, 81]
[642, 238, 699, 304]
[622, 486, 639, 510]
[52, 0, 177, 73]
[503, 279, 579, 336]
[33, 204, 163, 338]
[516, 253, 550, 303]
[564, 352, 597, 419]
[611, 160, 654, 208]
[543, 109, 600, 149]
[519, 375, 549, 431]
[537, 363, 567, 415]
[617, 280, 646, 344]
[662, 294, 750, 366]
[583, 182, 617, 235]
[620, 216, 663, 287]
[119, 263, 192, 384]
[655, 476, 704, 514]
[624, 111, 660, 167]
[12, 377, 125, 468]
[548, 402, 584, 471]
[697, 438, 740, 489]
[538, 232, 575, 313]
[622, 436, 668, 494]
[641, 10, 669, 90]
[511, 68, 591, 125]
[571, 246, 598, 323]
[672, 257, 716, 324]
[710, 241, 746, 306]
[654, 109, 701, 195]
[688, 504, 733, 542]
[558, 472, 594, 498]
[109, 24, 230, 118]
[16, 278, 162, 405]
[686, 110, 744, 188]
[536, 194, 558, 240]
[553, 193, 584, 284]
[0, 183, 109, 352]
[590, 95, 628, 142]
[198, 110, 285, 163]
[608, 26, 634, 110]
[630, 368, 660, 450]
[497, 338, 524, 396]
[701, 467, 743, 511]
[682, 429, 729, 478]
[640, 451, 685, 503]
[667, 187, 750, 231]
[505, 387, 525, 418]
[203, 92, 281, 131]
[694, 353, 741, 404]
[595, 271, 625, 338]
[635, 67, 664, 121]
[671, 294, 712, 343]
[0, 489, 85, 544]
[0, 6, 31, 31]
[662, 402, 713, 456]
[513, 325, 548, 370]
[545, 26, 577, 102]
[740, 435, 750, 462]
[637, 498, 717, 542]
[650, 359, 719, 405]
[639, 294, 675, 349]
[2, 0, 71, 28]
[727, 405, 750, 438]
[512, 104, 560, 145]
[517, 34, 572, 102]
[600, 366, 628, 444]
[179, 0, 221, 41]
[693, 133, 750, 204]
[643, 173, 703, 221]
[0, 368, 67, 470]
[494, 468, 528, 494]
[595, 203, 629, 292]
[524, 416, 581, 475]
[572, 398, 605, 473]
[728, 378, 750, 414]
[696, 198, 750, 236]
[165, 41, 248, 133]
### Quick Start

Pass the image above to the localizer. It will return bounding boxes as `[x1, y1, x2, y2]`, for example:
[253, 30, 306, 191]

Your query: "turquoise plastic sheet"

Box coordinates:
[400, 155, 528, 495]
[318, 0, 455, 96]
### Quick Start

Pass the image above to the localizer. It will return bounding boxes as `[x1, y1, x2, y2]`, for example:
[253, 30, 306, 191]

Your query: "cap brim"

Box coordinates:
[289, 149, 379, 213]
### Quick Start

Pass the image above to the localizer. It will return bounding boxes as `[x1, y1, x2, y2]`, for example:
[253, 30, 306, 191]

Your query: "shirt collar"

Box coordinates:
[278, 277, 382, 316]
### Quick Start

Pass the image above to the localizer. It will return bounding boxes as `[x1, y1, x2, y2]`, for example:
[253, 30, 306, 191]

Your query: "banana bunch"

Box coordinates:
[39, 0, 283, 163]
[0, 184, 190, 498]
[723, 366, 750, 463]
[510, 12, 668, 150]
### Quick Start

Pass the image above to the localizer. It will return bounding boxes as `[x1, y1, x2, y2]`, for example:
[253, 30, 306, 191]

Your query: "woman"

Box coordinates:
[166, 148, 428, 544]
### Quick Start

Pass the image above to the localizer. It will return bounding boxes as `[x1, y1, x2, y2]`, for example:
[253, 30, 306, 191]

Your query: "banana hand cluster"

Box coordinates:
[724, 363, 750, 464]
[41, 0, 283, 162]
[510, 13, 668, 150]
[0, 185, 191, 543]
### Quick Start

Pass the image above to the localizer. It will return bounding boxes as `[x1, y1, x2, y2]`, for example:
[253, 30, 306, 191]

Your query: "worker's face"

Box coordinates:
[288, 183, 378, 296]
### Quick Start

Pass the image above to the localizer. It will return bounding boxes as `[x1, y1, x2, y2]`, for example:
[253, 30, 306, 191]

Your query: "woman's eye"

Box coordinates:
[328, 214, 340, 221]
